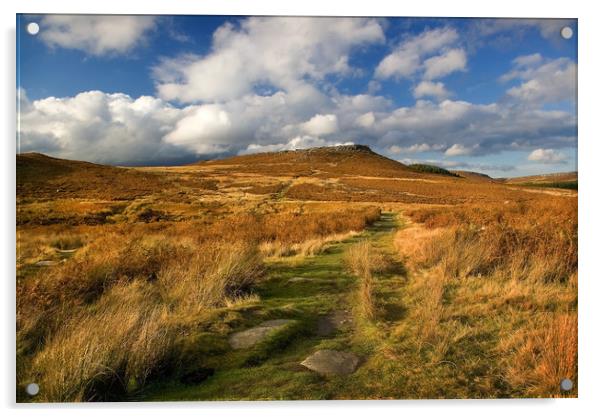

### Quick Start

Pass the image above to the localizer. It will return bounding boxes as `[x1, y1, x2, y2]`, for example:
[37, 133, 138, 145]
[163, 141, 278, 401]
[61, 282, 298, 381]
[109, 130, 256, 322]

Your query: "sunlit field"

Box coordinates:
[16, 146, 577, 401]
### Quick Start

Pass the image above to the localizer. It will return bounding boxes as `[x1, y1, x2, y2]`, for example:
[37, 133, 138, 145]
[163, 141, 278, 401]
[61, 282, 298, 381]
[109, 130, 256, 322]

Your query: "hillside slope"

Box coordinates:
[17, 153, 165, 200]
[198, 145, 423, 178]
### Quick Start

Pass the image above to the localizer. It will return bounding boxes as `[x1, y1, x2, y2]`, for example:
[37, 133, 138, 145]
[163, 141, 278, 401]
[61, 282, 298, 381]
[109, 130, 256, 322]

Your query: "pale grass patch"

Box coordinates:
[260, 231, 359, 258]
[409, 266, 448, 348]
[394, 225, 444, 268]
[344, 240, 389, 321]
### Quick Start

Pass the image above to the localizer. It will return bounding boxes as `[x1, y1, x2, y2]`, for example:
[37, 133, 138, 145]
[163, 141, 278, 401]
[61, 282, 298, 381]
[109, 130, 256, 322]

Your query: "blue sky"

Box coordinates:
[17, 15, 577, 176]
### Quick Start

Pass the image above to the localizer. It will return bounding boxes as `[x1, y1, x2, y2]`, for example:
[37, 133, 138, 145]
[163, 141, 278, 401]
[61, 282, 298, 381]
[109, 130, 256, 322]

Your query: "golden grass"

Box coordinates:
[29, 281, 174, 401]
[260, 231, 359, 258]
[500, 311, 577, 397]
[17, 203, 383, 401]
[16, 149, 577, 400]
[344, 240, 390, 321]
[395, 196, 577, 397]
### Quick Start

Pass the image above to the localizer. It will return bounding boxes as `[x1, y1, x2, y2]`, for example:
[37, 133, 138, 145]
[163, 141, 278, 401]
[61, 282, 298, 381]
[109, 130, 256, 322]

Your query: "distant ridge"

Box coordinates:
[197, 144, 422, 178]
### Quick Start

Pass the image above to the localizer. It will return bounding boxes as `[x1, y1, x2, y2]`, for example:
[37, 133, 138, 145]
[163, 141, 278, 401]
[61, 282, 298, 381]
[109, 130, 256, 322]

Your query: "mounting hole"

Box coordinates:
[25, 382, 40, 396]
[560, 378, 574, 392]
[560, 26, 573, 40]
[26, 22, 40, 36]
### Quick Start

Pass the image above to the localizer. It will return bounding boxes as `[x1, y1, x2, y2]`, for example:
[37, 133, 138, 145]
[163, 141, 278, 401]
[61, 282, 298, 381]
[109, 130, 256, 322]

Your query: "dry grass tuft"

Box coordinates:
[345, 240, 389, 321]
[30, 281, 174, 402]
[260, 231, 358, 258]
[501, 312, 577, 397]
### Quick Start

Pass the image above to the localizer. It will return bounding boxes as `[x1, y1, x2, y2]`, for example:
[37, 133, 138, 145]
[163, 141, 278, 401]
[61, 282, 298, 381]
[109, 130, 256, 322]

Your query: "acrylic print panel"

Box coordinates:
[16, 14, 577, 402]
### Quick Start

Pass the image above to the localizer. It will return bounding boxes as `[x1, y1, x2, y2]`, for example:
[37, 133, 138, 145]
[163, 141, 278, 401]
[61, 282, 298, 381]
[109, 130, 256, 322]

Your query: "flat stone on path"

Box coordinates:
[315, 310, 351, 336]
[229, 319, 295, 349]
[300, 350, 359, 375]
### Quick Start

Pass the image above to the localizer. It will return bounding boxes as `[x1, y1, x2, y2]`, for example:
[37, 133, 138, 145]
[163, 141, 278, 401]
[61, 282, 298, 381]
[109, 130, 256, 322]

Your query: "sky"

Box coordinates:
[16, 15, 577, 177]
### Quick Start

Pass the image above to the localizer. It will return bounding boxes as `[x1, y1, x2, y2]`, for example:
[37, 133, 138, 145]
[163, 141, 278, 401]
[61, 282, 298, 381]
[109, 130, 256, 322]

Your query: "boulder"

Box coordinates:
[300, 350, 359, 375]
[315, 310, 351, 336]
[229, 319, 295, 349]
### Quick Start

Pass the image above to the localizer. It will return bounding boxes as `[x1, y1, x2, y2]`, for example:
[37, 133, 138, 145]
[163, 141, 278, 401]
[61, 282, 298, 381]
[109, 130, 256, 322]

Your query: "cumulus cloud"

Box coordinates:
[164, 106, 232, 154]
[301, 114, 339, 136]
[18, 87, 576, 166]
[372, 99, 575, 158]
[18, 17, 577, 171]
[389, 143, 445, 154]
[413, 81, 450, 100]
[445, 143, 479, 156]
[18, 91, 188, 164]
[502, 56, 576, 105]
[355, 112, 376, 128]
[240, 136, 353, 155]
[153, 17, 384, 103]
[528, 148, 567, 164]
[39, 15, 157, 56]
[375, 27, 465, 80]
[423, 48, 467, 80]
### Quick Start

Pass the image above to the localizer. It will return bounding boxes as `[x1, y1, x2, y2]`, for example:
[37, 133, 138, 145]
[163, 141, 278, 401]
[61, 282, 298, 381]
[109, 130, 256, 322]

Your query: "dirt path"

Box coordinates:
[142, 212, 407, 400]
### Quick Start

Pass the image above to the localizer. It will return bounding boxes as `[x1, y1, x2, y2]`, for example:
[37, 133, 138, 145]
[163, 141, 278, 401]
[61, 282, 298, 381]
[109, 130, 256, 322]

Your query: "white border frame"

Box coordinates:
[2, 1, 600, 416]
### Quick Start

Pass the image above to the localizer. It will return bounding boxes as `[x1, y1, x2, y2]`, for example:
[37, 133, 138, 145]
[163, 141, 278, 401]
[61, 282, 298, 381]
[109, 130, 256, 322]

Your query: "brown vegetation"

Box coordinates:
[17, 147, 577, 400]
[395, 196, 577, 397]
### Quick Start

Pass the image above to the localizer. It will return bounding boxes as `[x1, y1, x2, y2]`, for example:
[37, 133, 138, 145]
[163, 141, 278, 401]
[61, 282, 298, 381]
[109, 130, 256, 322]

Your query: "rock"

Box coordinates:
[229, 319, 295, 349]
[180, 367, 215, 385]
[315, 311, 351, 336]
[300, 350, 359, 375]
[34, 260, 59, 267]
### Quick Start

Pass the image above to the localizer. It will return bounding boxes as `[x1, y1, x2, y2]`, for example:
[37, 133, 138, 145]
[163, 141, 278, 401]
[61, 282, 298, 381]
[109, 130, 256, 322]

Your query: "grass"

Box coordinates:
[16, 148, 577, 401]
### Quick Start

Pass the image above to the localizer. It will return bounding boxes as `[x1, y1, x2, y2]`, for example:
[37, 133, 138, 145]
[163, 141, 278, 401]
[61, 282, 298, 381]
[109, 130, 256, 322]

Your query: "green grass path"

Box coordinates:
[143, 212, 410, 401]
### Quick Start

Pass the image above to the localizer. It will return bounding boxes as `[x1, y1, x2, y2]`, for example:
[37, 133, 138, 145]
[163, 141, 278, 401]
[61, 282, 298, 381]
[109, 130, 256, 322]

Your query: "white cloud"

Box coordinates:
[164, 106, 232, 154]
[355, 112, 376, 128]
[389, 143, 444, 154]
[240, 136, 353, 155]
[528, 148, 567, 164]
[375, 99, 575, 155]
[39, 15, 157, 56]
[375, 27, 461, 80]
[445, 143, 479, 156]
[153, 17, 384, 102]
[413, 81, 450, 100]
[18, 91, 186, 164]
[423, 48, 467, 80]
[502, 56, 576, 104]
[511, 53, 543, 68]
[18, 88, 577, 165]
[301, 114, 339, 136]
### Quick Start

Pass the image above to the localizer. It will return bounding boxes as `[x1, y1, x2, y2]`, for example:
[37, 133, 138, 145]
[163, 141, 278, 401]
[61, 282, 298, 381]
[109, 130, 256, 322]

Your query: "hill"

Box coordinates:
[504, 171, 577, 184]
[452, 170, 498, 182]
[17, 152, 166, 200]
[503, 172, 577, 190]
[198, 145, 423, 178]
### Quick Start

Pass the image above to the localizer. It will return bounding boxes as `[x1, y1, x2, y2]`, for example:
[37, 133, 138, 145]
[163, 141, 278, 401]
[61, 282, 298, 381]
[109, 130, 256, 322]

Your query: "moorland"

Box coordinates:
[16, 145, 577, 401]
